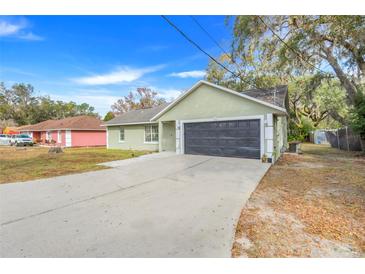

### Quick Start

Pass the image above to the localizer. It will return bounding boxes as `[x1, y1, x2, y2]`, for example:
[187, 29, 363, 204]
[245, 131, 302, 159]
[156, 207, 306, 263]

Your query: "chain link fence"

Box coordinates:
[324, 127, 364, 151]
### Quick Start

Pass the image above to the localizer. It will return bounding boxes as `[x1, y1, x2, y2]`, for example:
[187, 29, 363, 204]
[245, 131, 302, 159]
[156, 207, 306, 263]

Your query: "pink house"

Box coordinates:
[19, 116, 106, 147]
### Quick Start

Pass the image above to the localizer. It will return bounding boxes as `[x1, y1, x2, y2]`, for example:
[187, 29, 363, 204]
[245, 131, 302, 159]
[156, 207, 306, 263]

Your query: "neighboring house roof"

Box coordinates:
[16, 125, 32, 130]
[19, 116, 106, 131]
[151, 80, 288, 121]
[104, 104, 168, 126]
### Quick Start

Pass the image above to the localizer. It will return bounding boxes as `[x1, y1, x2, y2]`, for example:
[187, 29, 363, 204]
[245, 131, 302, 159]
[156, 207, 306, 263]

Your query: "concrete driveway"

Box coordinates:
[0, 154, 270, 257]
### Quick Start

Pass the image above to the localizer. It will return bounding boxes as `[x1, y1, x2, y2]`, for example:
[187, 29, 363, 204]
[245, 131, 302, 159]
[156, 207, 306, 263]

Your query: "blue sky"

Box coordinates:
[0, 16, 232, 116]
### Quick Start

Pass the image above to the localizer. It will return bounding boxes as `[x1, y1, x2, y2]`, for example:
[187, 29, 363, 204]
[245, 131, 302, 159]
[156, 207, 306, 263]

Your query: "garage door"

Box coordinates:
[184, 119, 261, 159]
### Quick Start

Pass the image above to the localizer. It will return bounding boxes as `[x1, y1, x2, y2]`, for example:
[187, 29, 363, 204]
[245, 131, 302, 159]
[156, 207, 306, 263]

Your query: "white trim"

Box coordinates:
[179, 115, 265, 158]
[65, 130, 72, 147]
[265, 126, 273, 139]
[151, 80, 287, 121]
[106, 129, 109, 148]
[104, 121, 157, 126]
[143, 124, 159, 144]
[118, 126, 125, 143]
[57, 130, 61, 143]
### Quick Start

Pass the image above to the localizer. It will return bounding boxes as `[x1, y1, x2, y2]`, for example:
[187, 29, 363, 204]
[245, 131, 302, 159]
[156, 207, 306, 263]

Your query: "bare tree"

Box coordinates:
[111, 87, 167, 114]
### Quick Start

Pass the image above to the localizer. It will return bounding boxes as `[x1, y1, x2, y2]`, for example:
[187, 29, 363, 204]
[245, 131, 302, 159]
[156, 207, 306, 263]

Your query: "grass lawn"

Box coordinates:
[232, 143, 365, 258]
[0, 146, 151, 184]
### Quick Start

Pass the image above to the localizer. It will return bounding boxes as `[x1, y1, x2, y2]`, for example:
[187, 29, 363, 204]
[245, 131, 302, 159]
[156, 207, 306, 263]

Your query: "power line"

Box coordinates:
[257, 16, 328, 75]
[189, 16, 231, 58]
[161, 15, 258, 89]
[189, 16, 249, 82]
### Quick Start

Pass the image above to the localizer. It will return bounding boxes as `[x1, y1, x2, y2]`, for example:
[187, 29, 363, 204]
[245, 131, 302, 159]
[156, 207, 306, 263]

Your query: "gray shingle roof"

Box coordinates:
[240, 85, 288, 110]
[104, 104, 168, 125]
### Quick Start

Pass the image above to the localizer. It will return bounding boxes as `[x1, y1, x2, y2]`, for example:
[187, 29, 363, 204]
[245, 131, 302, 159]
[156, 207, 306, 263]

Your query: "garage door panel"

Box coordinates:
[184, 119, 261, 159]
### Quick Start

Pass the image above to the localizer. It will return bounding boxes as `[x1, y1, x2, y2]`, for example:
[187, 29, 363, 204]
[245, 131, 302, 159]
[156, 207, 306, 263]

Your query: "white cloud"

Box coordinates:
[18, 32, 44, 41]
[0, 17, 44, 41]
[47, 93, 120, 117]
[158, 88, 183, 100]
[73, 65, 164, 85]
[168, 70, 206, 78]
[0, 20, 24, 36]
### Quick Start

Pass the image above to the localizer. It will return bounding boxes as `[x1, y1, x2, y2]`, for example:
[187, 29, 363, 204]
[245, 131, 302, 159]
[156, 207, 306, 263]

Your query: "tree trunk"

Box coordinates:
[329, 110, 347, 125]
[323, 48, 358, 105]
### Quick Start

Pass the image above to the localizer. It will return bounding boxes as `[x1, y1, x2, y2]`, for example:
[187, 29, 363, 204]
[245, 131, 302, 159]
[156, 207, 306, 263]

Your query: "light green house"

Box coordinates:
[105, 81, 288, 163]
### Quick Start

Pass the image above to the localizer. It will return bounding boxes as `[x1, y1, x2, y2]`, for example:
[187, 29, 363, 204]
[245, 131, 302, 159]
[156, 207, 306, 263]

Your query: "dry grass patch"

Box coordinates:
[0, 146, 151, 184]
[232, 143, 365, 257]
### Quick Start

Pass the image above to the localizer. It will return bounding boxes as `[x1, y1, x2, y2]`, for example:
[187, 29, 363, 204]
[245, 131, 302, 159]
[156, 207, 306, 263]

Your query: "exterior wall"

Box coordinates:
[61, 130, 66, 146]
[51, 131, 58, 143]
[107, 124, 158, 151]
[264, 113, 274, 160]
[71, 130, 106, 147]
[157, 84, 285, 161]
[161, 121, 176, 151]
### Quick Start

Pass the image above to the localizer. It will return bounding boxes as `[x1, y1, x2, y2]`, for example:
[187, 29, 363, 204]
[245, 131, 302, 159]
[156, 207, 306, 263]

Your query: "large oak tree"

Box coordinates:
[206, 16, 365, 125]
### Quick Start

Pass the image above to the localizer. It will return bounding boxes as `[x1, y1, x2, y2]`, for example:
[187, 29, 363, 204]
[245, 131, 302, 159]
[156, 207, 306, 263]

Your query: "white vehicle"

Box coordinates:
[0, 134, 11, 145]
[10, 134, 34, 146]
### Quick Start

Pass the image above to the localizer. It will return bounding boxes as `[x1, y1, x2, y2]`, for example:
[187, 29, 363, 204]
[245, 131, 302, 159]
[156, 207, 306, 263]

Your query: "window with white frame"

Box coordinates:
[119, 127, 125, 142]
[145, 125, 158, 143]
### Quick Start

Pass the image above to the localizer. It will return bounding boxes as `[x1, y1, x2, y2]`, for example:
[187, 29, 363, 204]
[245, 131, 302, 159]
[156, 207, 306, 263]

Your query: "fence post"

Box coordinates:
[345, 126, 350, 151]
[336, 129, 340, 149]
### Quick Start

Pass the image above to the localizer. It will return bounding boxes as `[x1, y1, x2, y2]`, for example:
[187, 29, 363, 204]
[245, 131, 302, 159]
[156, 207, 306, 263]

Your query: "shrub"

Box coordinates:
[288, 117, 315, 142]
[350, 92, 365, 139]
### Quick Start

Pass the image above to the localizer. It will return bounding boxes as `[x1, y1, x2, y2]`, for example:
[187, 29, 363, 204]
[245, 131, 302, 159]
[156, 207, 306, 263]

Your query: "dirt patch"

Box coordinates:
[232, 143, 365, 258]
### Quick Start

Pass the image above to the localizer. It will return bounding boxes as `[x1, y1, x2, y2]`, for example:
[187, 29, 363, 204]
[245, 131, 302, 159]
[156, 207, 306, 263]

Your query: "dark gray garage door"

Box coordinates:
[184, 119, 260, 159]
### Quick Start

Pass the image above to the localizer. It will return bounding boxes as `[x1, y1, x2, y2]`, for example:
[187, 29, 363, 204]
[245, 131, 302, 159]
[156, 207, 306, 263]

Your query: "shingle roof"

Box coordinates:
[240, 85, 288, 110]
[104, 104, 168, 125]
[19, 116, 106, 131]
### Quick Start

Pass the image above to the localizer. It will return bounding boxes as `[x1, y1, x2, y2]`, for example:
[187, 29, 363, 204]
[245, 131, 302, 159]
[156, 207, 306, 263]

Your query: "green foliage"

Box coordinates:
[103, 111, 115, 121]
[289, 76, 348, 128]
[0, 82, 99, 126]
[288, 117, 315, 142]
[350, 92, 365, 138]
[206, 15, 365, 127]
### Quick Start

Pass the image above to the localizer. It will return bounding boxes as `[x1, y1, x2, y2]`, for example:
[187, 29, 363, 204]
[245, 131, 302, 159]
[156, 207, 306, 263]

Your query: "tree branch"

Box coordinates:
[322, 46, 358, 105]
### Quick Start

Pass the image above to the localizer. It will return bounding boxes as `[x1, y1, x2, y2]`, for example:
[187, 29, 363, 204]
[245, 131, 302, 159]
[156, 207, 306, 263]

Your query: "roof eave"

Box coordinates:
[103, 121, 158, 126]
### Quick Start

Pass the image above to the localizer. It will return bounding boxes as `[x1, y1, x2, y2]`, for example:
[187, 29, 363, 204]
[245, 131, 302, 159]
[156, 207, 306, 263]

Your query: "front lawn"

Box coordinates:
[232, 143, 365, 257]
[0, 146, 151, 184]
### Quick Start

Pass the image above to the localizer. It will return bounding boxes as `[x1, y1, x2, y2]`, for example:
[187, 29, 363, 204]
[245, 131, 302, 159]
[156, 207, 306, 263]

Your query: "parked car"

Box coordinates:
[0, 134, 11, 145]
[10, 134, 34, 146]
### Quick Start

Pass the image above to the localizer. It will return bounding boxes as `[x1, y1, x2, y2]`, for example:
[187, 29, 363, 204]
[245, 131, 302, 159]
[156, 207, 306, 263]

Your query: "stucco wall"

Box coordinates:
[71, 130, 106, 147]
[107, 124, 159, 151]
[157, 84, 281, 122]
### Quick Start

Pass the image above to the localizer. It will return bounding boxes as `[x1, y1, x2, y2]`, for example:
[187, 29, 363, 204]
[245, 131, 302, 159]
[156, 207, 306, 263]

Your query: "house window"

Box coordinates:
[119, 127, 125, 142]
[145, 125, 158, 143]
